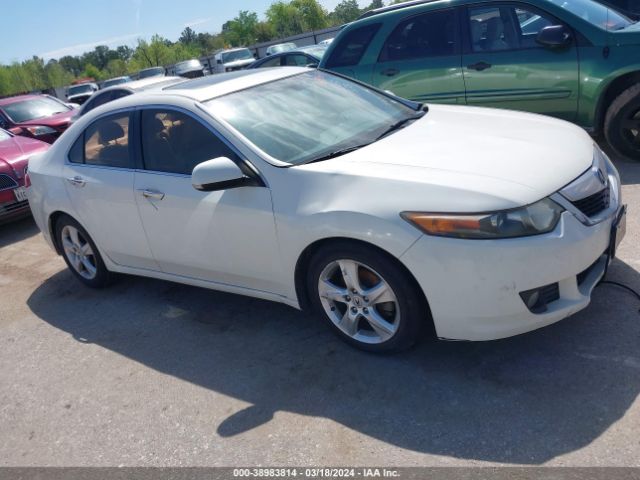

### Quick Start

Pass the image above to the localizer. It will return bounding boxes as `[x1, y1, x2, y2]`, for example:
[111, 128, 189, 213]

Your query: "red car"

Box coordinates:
[0, 94, 76, 144]
[0, 128, 49, 223]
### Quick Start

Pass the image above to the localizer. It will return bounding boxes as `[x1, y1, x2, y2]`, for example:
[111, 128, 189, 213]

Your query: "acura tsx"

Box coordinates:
[27, 68, 626, 352]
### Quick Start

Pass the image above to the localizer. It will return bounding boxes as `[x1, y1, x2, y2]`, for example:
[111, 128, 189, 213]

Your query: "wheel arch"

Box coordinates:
[48, 210, 78, 255]
[594, 70, 640, 133]
[294, 237, 433, 329]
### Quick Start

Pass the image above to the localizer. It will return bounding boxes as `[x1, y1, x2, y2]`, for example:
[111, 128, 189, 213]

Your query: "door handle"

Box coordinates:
[467, 62, 492, 71]
[381, 68, 399, 77]
[139, 189, 165, 200]
[66, 176, 86, 187]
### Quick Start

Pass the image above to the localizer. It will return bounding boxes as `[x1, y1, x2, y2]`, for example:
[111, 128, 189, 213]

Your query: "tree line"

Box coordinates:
[0, 0, 410, 97]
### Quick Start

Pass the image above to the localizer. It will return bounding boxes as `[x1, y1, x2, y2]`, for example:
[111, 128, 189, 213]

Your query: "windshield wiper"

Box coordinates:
[303, 111, 426, 165]
[304, 143, 373, 164]
[375, 111, 426, 141]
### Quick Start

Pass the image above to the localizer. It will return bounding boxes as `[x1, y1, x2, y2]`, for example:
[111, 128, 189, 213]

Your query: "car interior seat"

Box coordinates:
[97, 120, 129, 167]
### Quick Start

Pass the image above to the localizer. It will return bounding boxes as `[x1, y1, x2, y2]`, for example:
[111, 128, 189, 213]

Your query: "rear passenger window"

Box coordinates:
[83, 113, 132, 168]
[141, 109, 239, 175]
[379, 10, 458, 62]
[325, 23, 381, 68]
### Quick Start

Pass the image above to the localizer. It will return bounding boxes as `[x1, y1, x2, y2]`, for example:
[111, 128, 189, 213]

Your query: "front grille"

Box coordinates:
[520, 282, 560, 314]
[571, 188, 610, 217]
[0, 174, 18, 191]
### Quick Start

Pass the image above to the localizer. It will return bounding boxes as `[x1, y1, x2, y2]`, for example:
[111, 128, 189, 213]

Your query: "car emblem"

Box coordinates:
[596, 168, 607, 186]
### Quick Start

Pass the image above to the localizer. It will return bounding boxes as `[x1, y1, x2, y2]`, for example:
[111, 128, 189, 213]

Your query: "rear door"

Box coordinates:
[372, 8, 466, 104]
[461, 3, 579, 120]
[62, 111, 158, 270]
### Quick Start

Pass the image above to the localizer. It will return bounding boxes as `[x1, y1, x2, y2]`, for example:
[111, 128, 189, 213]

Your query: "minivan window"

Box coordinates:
[325, 23, 381, 68]
[379, 10, 458, 62]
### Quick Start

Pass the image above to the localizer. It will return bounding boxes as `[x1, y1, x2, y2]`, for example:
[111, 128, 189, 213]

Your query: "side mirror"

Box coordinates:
[536, 25, 572, 48]
[306, 63, 319, 68]
[192, 157, 261, 192]
[216, 59, 222, 64]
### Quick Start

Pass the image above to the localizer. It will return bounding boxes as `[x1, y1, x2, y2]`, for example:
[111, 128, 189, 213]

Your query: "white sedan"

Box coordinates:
[27, 68, 626, 352]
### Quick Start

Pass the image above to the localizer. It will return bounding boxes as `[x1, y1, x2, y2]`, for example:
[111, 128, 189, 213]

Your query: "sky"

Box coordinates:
[2, 0, 368, 64]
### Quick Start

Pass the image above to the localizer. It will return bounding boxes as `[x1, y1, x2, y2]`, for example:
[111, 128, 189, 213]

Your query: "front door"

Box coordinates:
[133, 108, 284, 295]
[461, 3, 579, 121]
[372, 8, 466, 104]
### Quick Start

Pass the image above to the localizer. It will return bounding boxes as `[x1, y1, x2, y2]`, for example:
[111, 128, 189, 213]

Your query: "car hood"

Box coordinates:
[299, 104, 594, 212]
[17, 109, 76, 128]
[0, 135, 49, 174]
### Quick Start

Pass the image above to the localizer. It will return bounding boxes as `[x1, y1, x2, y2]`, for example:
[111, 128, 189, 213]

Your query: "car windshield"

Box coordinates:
[0, 129, 10, 141]
[270, 44, 295, 53]
[68, 84, 94, 95]
[1, 97, 70, 123]
[549, 0, 632, 30]
[222, 49, 254, 63]
[205, 70, 419, 166]
[139, 67, 165, 78]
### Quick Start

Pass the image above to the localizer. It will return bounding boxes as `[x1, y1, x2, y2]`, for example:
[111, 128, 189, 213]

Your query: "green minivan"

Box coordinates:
[319, 0, 640, 159]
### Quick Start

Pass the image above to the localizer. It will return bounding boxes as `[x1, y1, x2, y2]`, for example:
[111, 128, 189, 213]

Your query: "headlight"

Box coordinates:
[25, 126, 56, 136]
[401, 198, 564, 239]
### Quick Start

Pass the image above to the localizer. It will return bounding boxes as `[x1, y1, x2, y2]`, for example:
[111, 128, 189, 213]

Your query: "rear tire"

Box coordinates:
[604, 82, 640, 160]
[307, 242, 428, 353]
[55, 215, 113, 288]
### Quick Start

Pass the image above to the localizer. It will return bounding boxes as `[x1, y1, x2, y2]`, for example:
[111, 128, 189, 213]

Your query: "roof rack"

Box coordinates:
[358, 0, 440, 19]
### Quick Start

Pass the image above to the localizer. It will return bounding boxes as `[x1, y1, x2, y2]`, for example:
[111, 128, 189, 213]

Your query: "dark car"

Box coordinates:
[0, 128, 49, 223]
[73, 76, 186, 120]
[248, 46, 327, 69]
[0, 95, 76, 144]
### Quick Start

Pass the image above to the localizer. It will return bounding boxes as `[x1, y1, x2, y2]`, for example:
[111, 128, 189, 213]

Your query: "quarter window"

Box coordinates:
[140, 109, 238, 175]
[379, 10, 458, 62]
[324, 23, 381, 68]
[83, 113, 132, 168]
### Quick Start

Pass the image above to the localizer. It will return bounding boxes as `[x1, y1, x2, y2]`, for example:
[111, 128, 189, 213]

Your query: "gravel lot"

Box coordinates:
[0, 146, 639, 467]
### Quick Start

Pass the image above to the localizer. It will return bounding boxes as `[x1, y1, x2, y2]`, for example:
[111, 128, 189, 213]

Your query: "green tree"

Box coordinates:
[82, 63, 103, 81]
[224, 11, 259, 46]
[132, 35, 172, 67]
[331, 0, 361, 24]
[291, 0, 329, 30]
[105, 59, 128, 77]
[44, 60, 73, 88]
[179, 27, 197, 45]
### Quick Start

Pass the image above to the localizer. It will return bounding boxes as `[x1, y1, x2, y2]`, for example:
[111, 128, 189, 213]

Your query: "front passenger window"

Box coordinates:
[379, 10, 458, 62]
[468, 7, 518, 52]
[83, 113, 132, 168]
[141, 109, 239, 175]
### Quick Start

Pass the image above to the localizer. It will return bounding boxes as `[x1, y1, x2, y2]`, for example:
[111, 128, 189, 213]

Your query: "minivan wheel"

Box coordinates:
[604, 82, 640, 160]
[55, 215, 113, 288]
[307, 243, 426, 352]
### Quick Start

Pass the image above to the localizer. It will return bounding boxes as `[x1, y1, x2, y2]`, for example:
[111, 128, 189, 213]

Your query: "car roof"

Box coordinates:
[0, 94, 43, 106]
[358, 0, 440, 18]
[163, 67, 307, 101]
[101, 76, 185, 94]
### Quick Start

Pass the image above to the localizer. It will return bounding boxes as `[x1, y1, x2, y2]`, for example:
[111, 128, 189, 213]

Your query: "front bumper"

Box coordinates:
[0, 198, 31, 224]
[401, 209, 619, 341]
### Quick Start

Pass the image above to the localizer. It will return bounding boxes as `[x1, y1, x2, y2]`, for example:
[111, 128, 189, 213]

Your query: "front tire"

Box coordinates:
[604, 83, 640, 160]
[307, 242, 427, 352]
[55, 215, 113, 288]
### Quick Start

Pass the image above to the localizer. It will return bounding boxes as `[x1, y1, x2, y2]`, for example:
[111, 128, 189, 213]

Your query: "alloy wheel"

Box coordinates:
[317, 259, 400, 344]
[61, 225, 97, 280]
